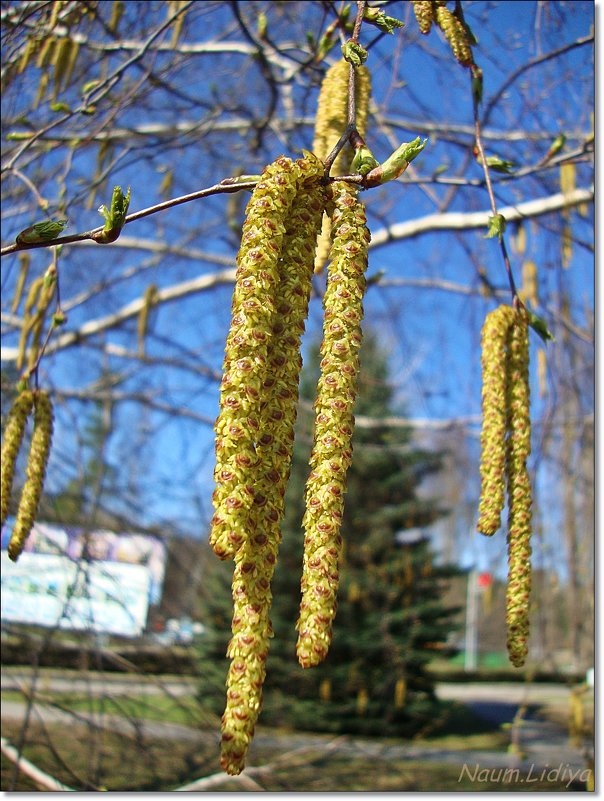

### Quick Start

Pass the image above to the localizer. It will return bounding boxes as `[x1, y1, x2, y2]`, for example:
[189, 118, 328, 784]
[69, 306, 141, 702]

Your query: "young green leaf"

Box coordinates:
[363, 7, 404, 34]
[471, 66, 483, 106]
[95, 185, 131, 243]
[50, 102, 72, 113]
[484, 214, 506, 240]
[364, 137, 428, 187]
[526, 310, 555, 343]
[341, 40, 368, 66]
[7, 132, 35, 141]
[351, 145, 379, 176]
[16, 219, 68, 245]
[81, 80, 101, 95]
[257, 11, 268, 39]
[484, 155, 515, 174]
[543, 133, 566, 162]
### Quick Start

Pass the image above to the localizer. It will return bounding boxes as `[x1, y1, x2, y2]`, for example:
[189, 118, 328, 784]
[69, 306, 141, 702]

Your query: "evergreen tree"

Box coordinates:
[197, 331, 462, 736]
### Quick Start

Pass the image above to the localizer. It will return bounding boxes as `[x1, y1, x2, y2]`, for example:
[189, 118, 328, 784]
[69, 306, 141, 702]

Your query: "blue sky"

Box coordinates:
[1, 2, 595, 577]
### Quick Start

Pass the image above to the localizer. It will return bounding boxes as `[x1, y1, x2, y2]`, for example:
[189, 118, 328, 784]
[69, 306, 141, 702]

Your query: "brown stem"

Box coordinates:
[346, 0, 366, 128]
[352, 0, 366, 41]
[323, 124, 355, 175]
[471, 74, 520, 305]
[0, 179, 259, 257]
[324, 0, 367, 177]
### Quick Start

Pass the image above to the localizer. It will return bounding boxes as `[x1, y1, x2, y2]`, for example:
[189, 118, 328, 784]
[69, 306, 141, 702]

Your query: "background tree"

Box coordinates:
[0, 0, 595, 790]
[197, 331, 462, 737]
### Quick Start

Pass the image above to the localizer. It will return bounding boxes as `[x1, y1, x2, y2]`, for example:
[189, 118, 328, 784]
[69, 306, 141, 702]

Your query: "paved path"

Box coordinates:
[2, 671, 592, 781]
[0, 668, 586, 706]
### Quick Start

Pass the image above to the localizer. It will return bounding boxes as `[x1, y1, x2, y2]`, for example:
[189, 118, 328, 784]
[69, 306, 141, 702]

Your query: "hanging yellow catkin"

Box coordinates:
[137, 284, 159, 356]
[435, 4, 473, 67]
[520, 260, 538, 308]
[219, 155, 326, 777]
[16, 276, 44, 371]
[16, 271, 56, 373]
[11, 253, 30, 314]
[412, 0, 436, 34]
[394, 677, 407, 709]
[504, 312, 532, 667]
[1, 390, 35, 528]
[8, 390, 53, 562]
[210, 156, 302, 561]
[357, 688, 369, 715]
[312, 59, 371, 273]
[537, 348, 547, 398]
[477, 305, 515, 536]
[296, 184, 370, 669]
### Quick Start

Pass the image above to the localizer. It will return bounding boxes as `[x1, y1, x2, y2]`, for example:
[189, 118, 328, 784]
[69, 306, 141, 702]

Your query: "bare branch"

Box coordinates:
[1, 180, 258, 257]
[368, 187, 593, 249]
[1, 267, 237, 362]
[0, 737, 74, 792]
[174, 736, 346, 791]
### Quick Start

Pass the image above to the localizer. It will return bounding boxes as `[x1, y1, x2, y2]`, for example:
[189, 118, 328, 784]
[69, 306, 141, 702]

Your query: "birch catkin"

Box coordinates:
[312, 59, 371, 273]
[8, 390, 53, 562]
[220, 155, 326, 776]
[210, 157, 301, 561]
[504, 312, 532, 667]
[1, 390, 34, 528]
[434, 4, 473, 67]
[477, 305, 515, 536]
[296, 185, 370, 668]
[477, 304, 533, 666]
[412, 1, 436, 34]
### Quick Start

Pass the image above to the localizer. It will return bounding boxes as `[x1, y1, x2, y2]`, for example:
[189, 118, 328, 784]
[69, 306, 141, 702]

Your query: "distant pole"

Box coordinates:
[465, 569, 478, 672]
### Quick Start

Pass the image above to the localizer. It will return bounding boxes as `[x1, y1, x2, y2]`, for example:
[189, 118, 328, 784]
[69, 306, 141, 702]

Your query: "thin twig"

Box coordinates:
[1, 737, 74, 792]
[322, 0, 367, 175]
[0, 179, 259, 257]
[1, 169, 379, 258]
[482, 34, 594, 128]
[2, 2, 197, 175]
[468, 36, 521, 304]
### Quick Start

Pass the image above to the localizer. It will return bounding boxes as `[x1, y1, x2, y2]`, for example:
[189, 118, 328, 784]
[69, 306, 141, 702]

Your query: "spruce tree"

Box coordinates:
[197, 331, 461, 737]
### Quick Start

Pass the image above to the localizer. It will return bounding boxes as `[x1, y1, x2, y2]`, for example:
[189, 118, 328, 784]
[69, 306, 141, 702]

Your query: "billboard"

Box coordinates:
[1, 520, 167, 637]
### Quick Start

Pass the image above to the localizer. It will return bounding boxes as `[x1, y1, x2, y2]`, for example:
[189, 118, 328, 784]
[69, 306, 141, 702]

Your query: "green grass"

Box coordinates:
[2, 688, 215, 728]
[1, 689, 592, 791]
[1, 690, 506, 752]
[1, 717, 589, 792]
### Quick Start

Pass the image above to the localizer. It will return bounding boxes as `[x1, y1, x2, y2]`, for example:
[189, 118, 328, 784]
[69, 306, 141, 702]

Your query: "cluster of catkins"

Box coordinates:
[312, 58, 371, 272]
[210, 58, 371, 776]
[477, 305, 532, 668]
[1, 389, 54, 561]
[15, 265, 57, 373]
[412, 0, 473, 66]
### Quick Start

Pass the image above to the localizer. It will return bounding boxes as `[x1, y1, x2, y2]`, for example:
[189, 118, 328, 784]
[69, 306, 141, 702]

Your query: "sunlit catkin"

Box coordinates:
[1, 390, 34, 528]
[220, 155, 326, 776]
[8, 390, 53, 562]
[435, 4, 473, 67]
[477, 304, 515, 536]
[312, 59, 371, 273]
[296, 185, 370, 668]
[412, 1, 436, 34]
[504, 312, 532, 667]
[210, 156, 301, 561]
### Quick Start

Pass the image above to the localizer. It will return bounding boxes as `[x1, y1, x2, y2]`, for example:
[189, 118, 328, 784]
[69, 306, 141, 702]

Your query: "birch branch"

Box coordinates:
[0, 187, 593, 363]
[368, 187, 593, 248]
[0, 737, 74, 792]
[4, 116, 588, 148]
[174, 736, 346, 791]
[1, 268, 235, 361]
